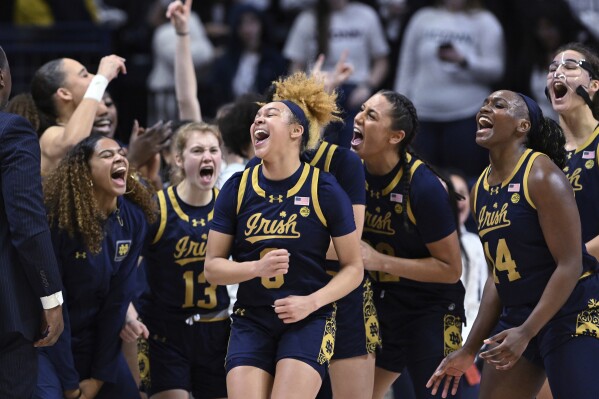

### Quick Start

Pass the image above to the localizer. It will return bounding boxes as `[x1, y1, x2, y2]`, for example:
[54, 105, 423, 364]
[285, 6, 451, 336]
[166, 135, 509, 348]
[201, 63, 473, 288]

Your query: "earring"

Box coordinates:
[88, 180, 93, 188]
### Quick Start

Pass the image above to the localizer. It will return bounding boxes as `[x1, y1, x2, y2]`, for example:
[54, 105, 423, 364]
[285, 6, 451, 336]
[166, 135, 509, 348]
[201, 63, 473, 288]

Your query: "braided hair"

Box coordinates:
[379, 90, 462, 228]
[515, 93, 567, 168]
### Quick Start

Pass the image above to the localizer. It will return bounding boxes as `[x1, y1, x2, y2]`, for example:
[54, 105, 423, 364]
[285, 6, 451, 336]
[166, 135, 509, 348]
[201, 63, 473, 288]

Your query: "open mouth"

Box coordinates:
[351, 128, 364, 148]
[477, 115, 493, 132]
[254, 130, 270, 146]
[199, 165, 214, 183]
[553, 81, 568, 99]
[93, 118, 113, 135]
[111, 166, 127, 186]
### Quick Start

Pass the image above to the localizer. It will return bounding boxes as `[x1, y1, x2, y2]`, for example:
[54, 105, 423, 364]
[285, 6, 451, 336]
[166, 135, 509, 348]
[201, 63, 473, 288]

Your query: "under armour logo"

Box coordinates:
[234, 308, 246, 316]
[75, 251, 86, 259]
[192, 218, 206, 227]
[490, 187, 499, 195]
[268, 195, 283, 203]
[370, 190, 380, 199]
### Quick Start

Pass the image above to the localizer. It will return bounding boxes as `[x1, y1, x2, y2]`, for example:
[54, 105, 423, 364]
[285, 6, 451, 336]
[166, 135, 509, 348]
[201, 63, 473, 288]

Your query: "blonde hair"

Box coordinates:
[170, 121, 223, 185]
[272, 72, 342, 150]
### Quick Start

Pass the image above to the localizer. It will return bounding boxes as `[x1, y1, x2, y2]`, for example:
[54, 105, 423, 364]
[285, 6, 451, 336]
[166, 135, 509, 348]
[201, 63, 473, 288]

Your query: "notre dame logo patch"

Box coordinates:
[137, 336, 151, 392]
[317, 304, 337, 364]
[114, 240, 132, 262]
[443, 315, 463, 356]
[575, 298, 599, 338]
[362, 279, 382, 353]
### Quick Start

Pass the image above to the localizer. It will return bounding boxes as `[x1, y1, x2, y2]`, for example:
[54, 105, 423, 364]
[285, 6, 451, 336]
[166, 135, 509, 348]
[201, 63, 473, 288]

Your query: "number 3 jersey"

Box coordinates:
[141, 186, 230, 321]
[211, 163, 356, 309]
[473, 149, 598, 307]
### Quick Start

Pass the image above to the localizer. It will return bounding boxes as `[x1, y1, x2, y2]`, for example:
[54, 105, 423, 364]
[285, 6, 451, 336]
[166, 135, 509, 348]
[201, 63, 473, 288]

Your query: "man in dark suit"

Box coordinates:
[0, 46, 64, 398]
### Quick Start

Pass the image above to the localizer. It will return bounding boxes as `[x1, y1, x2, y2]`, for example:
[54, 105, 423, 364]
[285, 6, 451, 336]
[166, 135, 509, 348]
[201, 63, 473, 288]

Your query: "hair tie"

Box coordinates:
[279, 100, 310, 147]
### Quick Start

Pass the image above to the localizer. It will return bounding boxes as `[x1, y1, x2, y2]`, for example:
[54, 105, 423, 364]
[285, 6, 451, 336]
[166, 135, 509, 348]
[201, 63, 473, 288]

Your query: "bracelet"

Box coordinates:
[83, 74, 109, 102]
[176, 31, 189, 36]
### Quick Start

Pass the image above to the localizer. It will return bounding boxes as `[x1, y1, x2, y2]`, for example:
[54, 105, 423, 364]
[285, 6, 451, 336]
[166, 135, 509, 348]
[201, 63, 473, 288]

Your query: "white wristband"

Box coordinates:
[40, 291, 64, 309]
[83, 74, 109, 102]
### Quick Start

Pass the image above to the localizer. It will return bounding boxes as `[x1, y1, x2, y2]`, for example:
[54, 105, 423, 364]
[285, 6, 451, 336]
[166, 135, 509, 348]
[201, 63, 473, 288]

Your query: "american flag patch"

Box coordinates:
[508, 183, 520, 192]
[583, 151, 595, 159]
[294, 196, 310, 206]
[390, 193, 403, 203]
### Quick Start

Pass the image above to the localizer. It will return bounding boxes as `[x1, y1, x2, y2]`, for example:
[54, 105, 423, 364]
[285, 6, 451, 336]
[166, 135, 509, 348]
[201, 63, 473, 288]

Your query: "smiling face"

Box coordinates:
[175, 130, 222, 191]
[92, 92, 117, 137]
[352, 93, 402, 162]
[546, 50, 598, 115]
[251, 102, 298, 161]
[475, 90, 528, 150]
[88, 137, 129, 201]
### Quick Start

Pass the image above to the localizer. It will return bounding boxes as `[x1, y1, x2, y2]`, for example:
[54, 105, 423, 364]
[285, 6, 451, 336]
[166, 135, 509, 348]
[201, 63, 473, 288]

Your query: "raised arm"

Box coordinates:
[39, 55, 126, 175]
[167, 0, 202, 121]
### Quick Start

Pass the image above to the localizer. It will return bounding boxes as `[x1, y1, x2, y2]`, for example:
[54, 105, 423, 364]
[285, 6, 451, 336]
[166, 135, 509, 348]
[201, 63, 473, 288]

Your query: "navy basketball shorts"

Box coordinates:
[145, 315, 230, 399]
[226, 304, 336, 379]
[374, 292, 463, 373]
[331, 276, 381, 360]
[491, 272, 599, 397]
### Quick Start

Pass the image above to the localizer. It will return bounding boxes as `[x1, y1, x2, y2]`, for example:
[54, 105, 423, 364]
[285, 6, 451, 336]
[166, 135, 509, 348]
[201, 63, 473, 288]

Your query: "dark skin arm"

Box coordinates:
[427, 155, 583, 397]
[479, 155, 582, 367]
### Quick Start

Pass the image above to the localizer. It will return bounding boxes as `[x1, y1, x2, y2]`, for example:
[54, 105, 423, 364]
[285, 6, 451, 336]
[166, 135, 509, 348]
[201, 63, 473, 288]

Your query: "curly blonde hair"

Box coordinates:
[169, 121, 223, 186]
[272, 72, 342, 150]
[44, 134, 158, 254]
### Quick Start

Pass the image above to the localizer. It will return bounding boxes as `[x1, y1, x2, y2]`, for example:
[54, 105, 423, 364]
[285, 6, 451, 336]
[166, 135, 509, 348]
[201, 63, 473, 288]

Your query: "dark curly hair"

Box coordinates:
[217, 93, 263, 158]
[378, 90, 460, 228]
[44, 133, 157, 254]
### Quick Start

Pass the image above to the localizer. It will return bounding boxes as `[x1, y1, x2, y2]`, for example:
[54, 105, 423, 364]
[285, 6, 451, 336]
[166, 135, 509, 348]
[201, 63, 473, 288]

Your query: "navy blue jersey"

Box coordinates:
[563, 125, 599, 244]
[141, 186, 230, 321]
[247, 141, 365, 205]
[305, 140, 366, 206]
[211, 163, 355, 308]
[362, 153, 464, 308]
[43, 196, 147, 388]
[474, 149, 598, 307]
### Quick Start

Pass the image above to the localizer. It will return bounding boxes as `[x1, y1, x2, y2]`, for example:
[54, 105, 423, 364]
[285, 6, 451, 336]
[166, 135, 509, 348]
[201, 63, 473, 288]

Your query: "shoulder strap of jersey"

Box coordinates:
[309, 141, 329, 167]
[310, 167, 327, 227]
[152, 189, 168, 244]
[523, 151, 545, 210]
[237, 167, 252, 215]
[472, 166, 490, 216]
[208, 187, 219, 221]
[405, 156, 424, 225]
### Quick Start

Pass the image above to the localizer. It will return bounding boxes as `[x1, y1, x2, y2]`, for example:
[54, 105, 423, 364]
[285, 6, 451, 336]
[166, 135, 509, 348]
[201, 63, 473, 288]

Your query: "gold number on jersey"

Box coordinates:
[260, 248, 285, 289]
[182, 270, 217, 309]
[363, 240, 400, 282]
[484, 239, 521, 283]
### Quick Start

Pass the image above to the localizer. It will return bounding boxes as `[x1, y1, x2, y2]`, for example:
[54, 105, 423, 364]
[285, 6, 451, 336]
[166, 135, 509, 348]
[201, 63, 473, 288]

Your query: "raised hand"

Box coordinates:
[166, 0, 192, 34]
[97, 54, 127, 81]
[311, 50, 354, 93]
